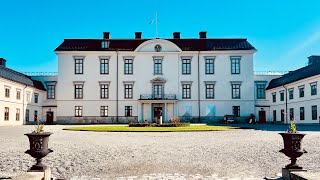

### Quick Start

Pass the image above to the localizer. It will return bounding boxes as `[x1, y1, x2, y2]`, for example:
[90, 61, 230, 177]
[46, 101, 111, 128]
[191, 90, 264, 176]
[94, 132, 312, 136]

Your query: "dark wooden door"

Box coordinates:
[258, 111, 266, 123]
[46, 111, 54, 125]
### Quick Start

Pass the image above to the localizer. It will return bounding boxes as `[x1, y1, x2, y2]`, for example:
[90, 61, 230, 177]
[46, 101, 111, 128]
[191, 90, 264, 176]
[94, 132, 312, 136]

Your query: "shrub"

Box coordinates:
[129, 123, 150, 127]
[170, 117, 181, 123]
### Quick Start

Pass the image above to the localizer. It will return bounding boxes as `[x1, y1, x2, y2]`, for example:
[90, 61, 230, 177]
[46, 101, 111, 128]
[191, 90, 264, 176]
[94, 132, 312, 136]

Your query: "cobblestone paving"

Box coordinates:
[68, 174, 283, 180]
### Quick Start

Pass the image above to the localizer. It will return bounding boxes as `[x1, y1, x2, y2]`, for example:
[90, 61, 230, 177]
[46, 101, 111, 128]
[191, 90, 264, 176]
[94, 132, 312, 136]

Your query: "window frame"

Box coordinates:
[47, 85, 56, 99]
[233, 106, 240, 117]
[124, 84, 133, 99]
[123, 57, 134, 75]
[312, 105, 317, 120]
[100, 106, 108, 117]
[280, 91, 284, 101]
[74, 82, 84, 99]
[298, 86, 304, 98]
[153, 56, 163, 75]
[288, 88, 294, 100]
[281, 109, 285, 121]
[231, 82, 241, 99]
[34, 93, 39, 104]
[26, 109, 29, 122]
[310, 82, 317, 96]
[182, 83, 191, 99]
[204, 57, 215, 75]
[74, 57, 84, 74]
[256, 83, 266, 99]
[16, 89, 21, 100]
[289, 108, 294, 121]
[16, 108, 20, 121]
[5, 87, 10, 98]
[273, 110, 277, 122]
[4, 107, 9, 121]
[99, 57, 110, 75]
[34, 110, 38, 122]
[125, 106, 132, 117]
[100, 83, 109, 99]
[272, 92, 276, 103]
[181, 57, 192, 75]
[230, 56, 241, 74]
[205, 83, 215, 99]
[75, 106, 83, 117]
[300, 107, 305, 120]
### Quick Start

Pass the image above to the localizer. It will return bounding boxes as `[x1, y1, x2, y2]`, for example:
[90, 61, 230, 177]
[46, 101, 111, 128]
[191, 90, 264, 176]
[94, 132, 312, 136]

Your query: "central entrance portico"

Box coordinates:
[139, 99, 178, 123]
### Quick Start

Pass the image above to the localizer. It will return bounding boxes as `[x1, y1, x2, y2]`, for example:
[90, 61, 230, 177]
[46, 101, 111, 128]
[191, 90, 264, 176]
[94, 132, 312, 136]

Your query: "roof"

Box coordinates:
[54, 38, 256, 51]
[0, 65, 46, 91]
[266, 63, 320, 90]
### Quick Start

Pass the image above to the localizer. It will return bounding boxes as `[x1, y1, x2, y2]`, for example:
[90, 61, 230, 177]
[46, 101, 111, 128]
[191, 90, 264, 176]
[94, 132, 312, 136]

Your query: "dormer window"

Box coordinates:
[101, 41, 109, 48]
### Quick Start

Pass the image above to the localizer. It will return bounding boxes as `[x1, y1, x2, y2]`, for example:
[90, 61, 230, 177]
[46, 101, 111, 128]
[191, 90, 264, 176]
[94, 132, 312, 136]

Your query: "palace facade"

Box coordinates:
[1, 32, 319, 125]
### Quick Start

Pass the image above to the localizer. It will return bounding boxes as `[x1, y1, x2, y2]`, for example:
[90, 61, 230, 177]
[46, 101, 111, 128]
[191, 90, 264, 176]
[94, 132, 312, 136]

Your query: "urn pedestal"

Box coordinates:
[25, 132, 53, 171]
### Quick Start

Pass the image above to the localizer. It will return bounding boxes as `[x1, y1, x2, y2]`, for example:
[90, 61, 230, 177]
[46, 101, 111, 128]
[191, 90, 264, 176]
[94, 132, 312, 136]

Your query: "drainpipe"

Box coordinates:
[22, 85, 28, 124]
[282, 85, 288, 124]
[116, 50, 119, 123]
[197, 51, 201, 123]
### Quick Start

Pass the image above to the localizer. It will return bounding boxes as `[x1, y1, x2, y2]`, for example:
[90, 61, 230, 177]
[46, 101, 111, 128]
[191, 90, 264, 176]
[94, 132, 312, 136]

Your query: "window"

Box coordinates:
[289, 108, 294, 121]
[34, 110, 38, 122]
[100, 84, 109, 99]
[300, 107, 305, 120]
[101, 41, 109, 48]
[47, 85, 55, 99]
[125, 106, 132, 116]
[75, 106, 83, 117]
[231, 57, 240, 74]
[5, 88, 10, 98]
[205, 58, 214, 74]
[182, 59, 191, 75]
[26, 109, 29, 122]
[256, 84, 266, 99]
[281, 109, 284, 121]
[124, 84, 133, 99]
[182, 84, 191, 99]
[312, 105, 317, 120]
[273, 110, 277, 122]
[4, 107, 9, 121]
[16, 90, 21, 100]
[74, 58, 84, 74]
[272, 93, 276, 103]
[233, 106, 240, 117]
[206, 84, 215, 99]
[16, 108, 20, 121]
[153, 85, 163, 98]
[231, 84, 241, 99]
[299, 86, 304, 98]
[75, 84, 83, 99]
[124, 59, 133, 75]
[288, 89, 294, 100]
[100, 106, 108, 117]
[280, 91, 284, 101]
[153, 58, 163, 75]
[100, 58, 109, 74]
[34, 93, 39, 103]
[311, 83, 317, 96]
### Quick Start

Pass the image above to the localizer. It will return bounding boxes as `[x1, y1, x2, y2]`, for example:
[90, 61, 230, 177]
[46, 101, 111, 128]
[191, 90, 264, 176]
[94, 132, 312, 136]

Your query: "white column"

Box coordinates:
[164, 103, 167, 123]
[141, 103, 144, 122]
[150, 103, 153, 123]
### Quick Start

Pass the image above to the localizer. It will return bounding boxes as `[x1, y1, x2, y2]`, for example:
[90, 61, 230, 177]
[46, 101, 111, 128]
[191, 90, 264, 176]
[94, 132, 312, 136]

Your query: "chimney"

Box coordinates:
[308, 55, 320, 65]
[135, 32, 142, 39]
[199, 31, 207, 39]
[0, 58, 6, 67]
[103, 32, 110, 39]
[173, 32, 180, 39]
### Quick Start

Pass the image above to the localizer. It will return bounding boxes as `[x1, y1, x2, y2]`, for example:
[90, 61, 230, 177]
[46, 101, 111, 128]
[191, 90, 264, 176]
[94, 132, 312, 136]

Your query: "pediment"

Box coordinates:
[134, 39, 182, 52]
[150, 77, 167, 83]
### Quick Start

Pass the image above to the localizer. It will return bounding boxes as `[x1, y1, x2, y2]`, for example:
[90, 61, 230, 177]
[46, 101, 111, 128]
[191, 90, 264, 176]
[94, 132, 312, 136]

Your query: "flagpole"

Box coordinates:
[156, 11, 158, 38]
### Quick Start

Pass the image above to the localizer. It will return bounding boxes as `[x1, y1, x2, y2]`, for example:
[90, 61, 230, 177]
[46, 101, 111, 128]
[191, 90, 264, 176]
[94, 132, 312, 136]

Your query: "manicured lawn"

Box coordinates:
[63, 125, 241, 132]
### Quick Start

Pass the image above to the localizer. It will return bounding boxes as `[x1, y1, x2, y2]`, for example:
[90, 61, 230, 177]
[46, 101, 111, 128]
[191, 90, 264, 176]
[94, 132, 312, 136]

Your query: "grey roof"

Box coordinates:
[55, 38, 256, 51]
[0, 65, 46, 91]
[266, 63, 320, 90]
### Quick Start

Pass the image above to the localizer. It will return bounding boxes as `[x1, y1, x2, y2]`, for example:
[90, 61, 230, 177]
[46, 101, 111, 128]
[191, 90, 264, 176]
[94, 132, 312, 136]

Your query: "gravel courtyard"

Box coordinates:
[1, 125, 320, 179]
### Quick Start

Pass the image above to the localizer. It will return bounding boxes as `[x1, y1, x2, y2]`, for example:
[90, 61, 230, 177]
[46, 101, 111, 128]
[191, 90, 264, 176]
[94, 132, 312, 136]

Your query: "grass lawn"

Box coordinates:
[63, 125, 241, 132]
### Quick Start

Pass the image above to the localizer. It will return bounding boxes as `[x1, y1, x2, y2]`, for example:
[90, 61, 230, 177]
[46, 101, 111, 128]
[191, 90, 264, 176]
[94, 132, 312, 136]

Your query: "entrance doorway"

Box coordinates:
[154, 107, 162, 123]
[46, 111, 54, 125]
[258, 110, 266, 123]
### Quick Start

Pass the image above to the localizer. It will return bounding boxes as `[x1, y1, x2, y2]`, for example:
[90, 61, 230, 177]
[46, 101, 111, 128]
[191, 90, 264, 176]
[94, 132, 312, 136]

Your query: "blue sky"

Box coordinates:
[0, 0, 320, 73]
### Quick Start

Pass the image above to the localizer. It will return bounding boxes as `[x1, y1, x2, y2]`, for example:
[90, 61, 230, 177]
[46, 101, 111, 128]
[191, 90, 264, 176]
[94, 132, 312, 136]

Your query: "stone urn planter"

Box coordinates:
[279, 122, 307, 169]
[25, 123, 53, 171]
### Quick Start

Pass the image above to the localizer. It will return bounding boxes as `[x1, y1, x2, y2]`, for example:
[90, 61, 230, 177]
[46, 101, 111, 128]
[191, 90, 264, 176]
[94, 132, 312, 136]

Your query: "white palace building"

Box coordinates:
[0, 32, 319, 126]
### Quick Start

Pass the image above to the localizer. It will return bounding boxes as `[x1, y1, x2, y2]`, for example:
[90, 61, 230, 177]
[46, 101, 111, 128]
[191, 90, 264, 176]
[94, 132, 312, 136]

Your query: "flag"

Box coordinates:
[149, 19, 154, 24]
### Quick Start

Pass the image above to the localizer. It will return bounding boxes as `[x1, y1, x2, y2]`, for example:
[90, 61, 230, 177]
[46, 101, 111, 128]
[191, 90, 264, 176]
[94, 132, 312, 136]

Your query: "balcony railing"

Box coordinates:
[140, 94, 177, 100]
